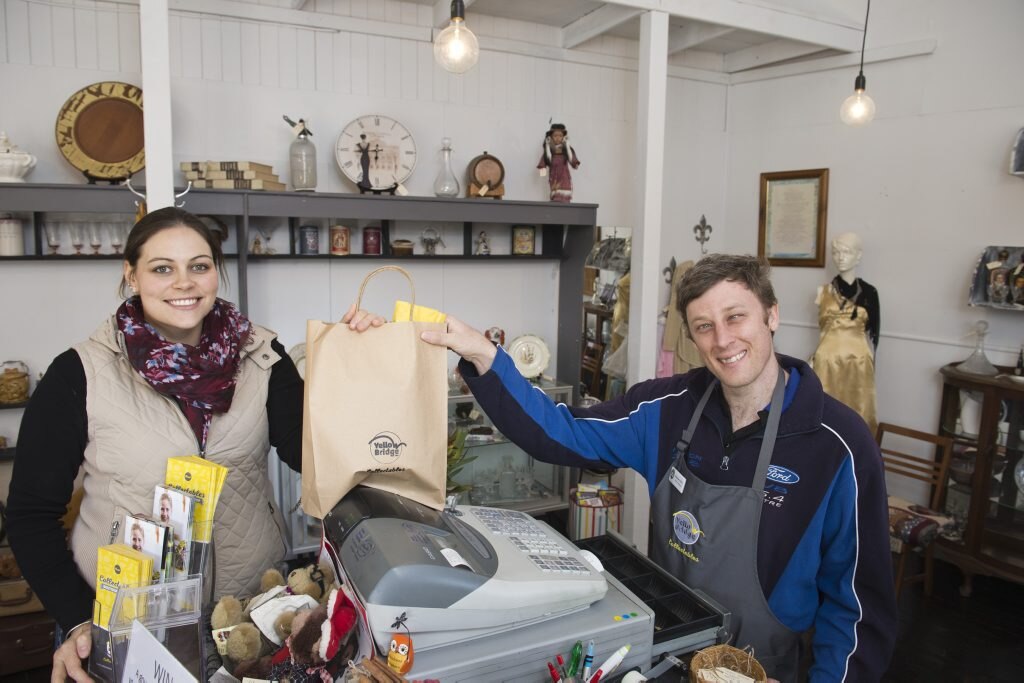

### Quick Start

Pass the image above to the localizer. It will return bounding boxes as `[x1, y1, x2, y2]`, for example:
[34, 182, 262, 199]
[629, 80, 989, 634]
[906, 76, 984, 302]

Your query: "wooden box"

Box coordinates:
[0, 610, 55, 675]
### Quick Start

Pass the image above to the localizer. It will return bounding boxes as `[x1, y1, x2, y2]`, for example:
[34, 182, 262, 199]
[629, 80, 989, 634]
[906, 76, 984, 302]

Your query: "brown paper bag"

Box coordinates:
[301, 266, 448, 518]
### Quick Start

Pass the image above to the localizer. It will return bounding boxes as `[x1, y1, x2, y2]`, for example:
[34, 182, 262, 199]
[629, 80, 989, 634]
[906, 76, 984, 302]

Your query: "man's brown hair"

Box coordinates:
[676, 254, 777, 334]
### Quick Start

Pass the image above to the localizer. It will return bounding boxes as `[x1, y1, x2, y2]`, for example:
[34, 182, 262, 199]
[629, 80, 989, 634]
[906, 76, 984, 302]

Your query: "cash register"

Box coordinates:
[322, 486, 608, 653]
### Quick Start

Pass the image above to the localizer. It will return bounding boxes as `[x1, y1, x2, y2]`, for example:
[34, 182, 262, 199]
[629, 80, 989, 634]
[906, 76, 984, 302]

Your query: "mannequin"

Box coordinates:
[810, 232, 879, 433]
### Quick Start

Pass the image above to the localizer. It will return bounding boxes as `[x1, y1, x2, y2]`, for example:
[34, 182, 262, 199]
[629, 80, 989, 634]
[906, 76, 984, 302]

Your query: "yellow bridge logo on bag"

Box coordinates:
[369, 432, 408, 464]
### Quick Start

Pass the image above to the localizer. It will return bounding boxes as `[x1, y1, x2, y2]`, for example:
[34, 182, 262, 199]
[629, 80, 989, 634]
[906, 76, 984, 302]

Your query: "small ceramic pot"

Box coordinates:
[391, 239, 414, 256]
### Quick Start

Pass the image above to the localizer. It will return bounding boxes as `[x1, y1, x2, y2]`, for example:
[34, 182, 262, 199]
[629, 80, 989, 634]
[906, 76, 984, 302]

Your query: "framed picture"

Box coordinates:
[758, 168, 829, 267]
[511, 225, 536, 255]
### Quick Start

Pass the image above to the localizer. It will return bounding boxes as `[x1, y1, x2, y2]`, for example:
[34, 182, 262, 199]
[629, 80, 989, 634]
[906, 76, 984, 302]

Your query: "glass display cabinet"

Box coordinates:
[271, 451, 321, 557]
[448, 377, 573, 515]
[936, 363, 1024, 596]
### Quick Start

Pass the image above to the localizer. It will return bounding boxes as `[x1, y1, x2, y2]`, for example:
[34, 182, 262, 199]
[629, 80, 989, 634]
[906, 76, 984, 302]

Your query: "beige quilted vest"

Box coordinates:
[71, 317, 290, 602]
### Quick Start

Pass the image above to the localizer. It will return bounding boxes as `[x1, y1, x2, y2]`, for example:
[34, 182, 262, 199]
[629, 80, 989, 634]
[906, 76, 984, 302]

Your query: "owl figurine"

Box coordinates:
[386, 612, 414, 674]
[387, 632, 414, 674]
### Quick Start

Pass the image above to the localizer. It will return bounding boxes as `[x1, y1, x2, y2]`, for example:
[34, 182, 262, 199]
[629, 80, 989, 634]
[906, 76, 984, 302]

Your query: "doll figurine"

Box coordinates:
[537, 123, 580, 203]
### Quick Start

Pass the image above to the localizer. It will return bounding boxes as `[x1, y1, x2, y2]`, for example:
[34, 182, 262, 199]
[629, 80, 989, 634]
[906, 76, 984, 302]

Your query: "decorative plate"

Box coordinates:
[55, 81, 145, 181]
[507, 334, 550, 379]
[288, 343, 307, 379]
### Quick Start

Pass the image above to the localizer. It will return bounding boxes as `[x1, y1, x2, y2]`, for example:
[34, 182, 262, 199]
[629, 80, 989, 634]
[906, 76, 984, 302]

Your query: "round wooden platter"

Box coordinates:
[55, 81, 145, 181]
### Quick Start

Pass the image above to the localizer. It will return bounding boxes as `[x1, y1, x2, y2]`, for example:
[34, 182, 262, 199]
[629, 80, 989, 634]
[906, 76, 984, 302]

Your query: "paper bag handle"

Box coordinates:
[354, 265, 416, 320]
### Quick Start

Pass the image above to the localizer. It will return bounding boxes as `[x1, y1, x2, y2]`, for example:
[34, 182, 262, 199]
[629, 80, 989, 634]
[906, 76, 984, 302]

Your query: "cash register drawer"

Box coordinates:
[575, 532, 727, 652]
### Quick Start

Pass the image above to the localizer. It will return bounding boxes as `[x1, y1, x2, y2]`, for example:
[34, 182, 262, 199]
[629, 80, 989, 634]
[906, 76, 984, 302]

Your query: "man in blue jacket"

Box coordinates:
[421, 254, 897, 682]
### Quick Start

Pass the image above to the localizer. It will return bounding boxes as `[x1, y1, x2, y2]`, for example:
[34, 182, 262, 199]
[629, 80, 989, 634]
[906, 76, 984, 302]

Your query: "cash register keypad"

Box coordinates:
[471, 508, 590, 574]
[472, 508, 546, 538]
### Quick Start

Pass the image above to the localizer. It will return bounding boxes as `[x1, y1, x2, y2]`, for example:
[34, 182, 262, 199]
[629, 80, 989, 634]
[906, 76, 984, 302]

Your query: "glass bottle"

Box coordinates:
[433, 137, 460, 197]
[289, 120, 317, 192]
[956, 320, 998, 376]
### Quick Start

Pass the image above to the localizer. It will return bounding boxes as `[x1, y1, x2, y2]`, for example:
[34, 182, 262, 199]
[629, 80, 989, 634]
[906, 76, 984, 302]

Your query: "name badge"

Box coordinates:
[669, 467, 686, 494]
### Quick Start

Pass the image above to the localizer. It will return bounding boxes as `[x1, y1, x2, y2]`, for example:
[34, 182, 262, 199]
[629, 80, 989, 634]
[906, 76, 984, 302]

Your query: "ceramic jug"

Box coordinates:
[0, 132, 36, 182]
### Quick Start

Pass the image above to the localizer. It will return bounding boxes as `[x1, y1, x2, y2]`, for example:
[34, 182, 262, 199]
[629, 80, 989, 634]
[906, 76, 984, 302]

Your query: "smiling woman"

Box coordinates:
[6, 206, 312, 682]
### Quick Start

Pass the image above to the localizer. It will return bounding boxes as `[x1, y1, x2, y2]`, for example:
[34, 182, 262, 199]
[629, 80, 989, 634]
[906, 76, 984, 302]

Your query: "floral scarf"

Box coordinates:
[116, 296, 252, 451]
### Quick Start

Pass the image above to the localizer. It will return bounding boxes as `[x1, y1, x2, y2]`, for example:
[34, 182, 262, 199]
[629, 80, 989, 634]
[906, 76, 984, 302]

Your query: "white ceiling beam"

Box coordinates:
[169, 0, 430, 41]
[604, 0, 862, 52]
[729, 39, 936, 84]
[562, 4, 643, 49]
[724, 39, 824, 73]
[667, 24, 734, 54]
[433, 0, 477, 29]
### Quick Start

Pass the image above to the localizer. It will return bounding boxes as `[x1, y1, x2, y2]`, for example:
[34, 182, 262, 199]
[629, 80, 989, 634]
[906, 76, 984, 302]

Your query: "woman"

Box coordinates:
[6, 207, 379, 681]
[536, 123, 580, 202]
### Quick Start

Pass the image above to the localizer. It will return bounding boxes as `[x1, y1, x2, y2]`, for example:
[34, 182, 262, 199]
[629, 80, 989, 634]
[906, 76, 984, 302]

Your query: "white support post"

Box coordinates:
[139, 0, 174, 210]
[621, 9, 668, 554]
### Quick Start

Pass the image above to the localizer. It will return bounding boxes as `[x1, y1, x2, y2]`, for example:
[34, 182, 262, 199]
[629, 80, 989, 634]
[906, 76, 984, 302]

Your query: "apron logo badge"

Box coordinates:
[766, 465, 800, 484]
[672, 510, 704, 545]
[369, 432, 407, 464]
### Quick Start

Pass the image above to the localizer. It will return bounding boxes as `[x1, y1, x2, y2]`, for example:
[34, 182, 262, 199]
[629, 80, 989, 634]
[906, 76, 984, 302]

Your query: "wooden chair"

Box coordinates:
[876, 422, 955, 599]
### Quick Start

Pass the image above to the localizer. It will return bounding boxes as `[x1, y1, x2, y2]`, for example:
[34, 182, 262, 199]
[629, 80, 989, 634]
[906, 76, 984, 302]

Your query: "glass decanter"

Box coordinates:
[956, 320, 998, 376]
[433, 137, 460, 197]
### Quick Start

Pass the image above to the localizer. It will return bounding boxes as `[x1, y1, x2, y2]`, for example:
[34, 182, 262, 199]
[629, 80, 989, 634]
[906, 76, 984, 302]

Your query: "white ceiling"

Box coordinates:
[287, 0, 867, 74]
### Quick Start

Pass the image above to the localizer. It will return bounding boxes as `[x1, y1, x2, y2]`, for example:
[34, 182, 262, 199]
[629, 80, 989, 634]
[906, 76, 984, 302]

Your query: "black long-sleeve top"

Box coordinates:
[5, 338, 303, 634]
[833, 276, 881, 349]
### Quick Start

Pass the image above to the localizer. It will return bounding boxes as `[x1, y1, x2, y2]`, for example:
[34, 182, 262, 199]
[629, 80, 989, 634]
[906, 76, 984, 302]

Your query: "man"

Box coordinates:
[421, 254, 897, 682]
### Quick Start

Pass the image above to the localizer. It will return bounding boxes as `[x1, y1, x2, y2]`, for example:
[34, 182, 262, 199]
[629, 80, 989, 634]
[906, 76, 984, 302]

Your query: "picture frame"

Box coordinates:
[511, 225, 536, 255]
[758, 168, 829, 267]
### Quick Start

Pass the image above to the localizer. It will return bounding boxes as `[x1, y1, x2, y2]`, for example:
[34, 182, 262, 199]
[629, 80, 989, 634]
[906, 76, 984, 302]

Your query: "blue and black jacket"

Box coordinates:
[460, 349, 897, 682]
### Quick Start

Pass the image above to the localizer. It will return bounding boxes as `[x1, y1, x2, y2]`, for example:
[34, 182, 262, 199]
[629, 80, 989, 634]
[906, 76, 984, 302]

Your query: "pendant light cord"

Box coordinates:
[858, 0, 871, 75]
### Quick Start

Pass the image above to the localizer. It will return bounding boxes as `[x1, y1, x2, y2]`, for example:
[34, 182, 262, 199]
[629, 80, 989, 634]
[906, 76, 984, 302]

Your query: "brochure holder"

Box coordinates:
[89, 575, 205, 682]
[88, 525, 213, 682]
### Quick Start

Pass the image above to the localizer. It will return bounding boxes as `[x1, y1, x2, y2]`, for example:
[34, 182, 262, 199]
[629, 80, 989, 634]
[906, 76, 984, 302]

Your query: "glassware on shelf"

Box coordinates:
[433, 137, 460, 197]
[87, 222, 103, 255]
[44, 222, 61, 255]
[956, 320, 999, 376]
[108, 222, 125, 255]
[285, 116, 317, 192]
[68, 222, 85, 255]
[255, 224, 278, 255]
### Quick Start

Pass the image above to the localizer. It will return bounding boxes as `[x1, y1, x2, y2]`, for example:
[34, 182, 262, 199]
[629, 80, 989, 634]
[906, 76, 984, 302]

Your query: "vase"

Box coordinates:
[433, 137, 460, 197]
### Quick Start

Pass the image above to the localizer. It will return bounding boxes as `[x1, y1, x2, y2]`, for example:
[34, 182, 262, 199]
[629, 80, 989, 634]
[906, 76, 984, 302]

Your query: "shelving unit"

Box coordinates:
[1, 183, 599, 556]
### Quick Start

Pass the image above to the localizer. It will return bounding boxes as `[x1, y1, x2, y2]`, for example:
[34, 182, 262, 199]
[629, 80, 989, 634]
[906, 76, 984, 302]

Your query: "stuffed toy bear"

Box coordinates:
[286, 562, 335, 604]
[269, 588, 358, 683]
[210, 561, 338, 678]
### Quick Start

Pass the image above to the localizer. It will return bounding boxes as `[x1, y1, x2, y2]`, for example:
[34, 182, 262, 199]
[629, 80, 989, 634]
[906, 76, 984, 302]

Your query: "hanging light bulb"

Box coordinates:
[434, 0, 479, 74]
[840, 0, 875, 126]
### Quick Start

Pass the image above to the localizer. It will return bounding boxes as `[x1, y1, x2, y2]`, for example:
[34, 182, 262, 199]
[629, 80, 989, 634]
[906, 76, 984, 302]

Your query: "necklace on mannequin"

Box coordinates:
[832, 275, 862, 319]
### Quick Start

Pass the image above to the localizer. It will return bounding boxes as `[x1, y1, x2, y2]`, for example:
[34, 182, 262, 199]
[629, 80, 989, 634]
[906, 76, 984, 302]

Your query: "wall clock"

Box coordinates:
[55, 81, 145, 183]
[335, 115, 416, 195]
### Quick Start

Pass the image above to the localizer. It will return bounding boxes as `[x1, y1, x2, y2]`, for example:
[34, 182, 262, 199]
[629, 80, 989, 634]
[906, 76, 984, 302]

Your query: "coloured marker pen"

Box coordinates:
[581, 639, 595, 680]
[568, 640, 583, 676]
[588, 643, 631, 683]
[547, 661, 562, 683]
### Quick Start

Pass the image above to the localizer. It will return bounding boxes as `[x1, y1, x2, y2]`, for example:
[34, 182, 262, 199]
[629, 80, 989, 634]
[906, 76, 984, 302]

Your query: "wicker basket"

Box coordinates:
[689, 644, 767, 683]
[0, 362, 29, 405]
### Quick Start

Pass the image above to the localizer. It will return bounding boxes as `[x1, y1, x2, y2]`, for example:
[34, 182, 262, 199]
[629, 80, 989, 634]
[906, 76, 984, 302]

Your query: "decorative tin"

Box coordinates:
[363, 226, 382, 255]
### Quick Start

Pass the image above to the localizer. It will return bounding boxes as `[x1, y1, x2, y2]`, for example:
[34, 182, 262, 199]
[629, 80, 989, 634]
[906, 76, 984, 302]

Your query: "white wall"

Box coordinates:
[8, 0, 1019, 471]
[0, 0, 732, 457]
[722, 0, 1024, 434]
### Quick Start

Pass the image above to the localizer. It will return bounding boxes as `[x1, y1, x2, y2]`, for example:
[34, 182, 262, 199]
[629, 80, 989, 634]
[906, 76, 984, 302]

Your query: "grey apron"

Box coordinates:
[650, 369, 802, 681]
